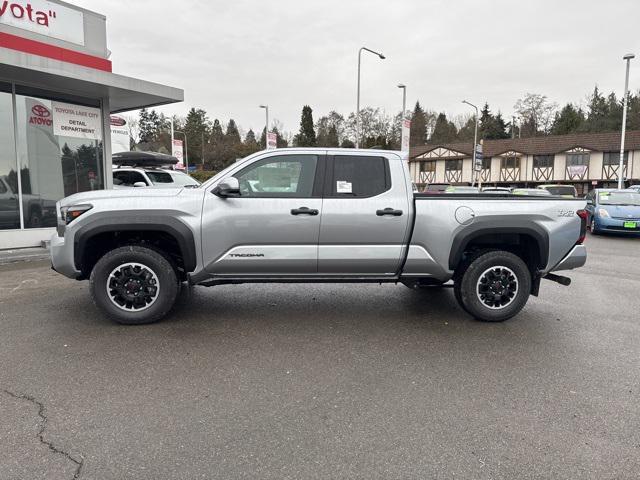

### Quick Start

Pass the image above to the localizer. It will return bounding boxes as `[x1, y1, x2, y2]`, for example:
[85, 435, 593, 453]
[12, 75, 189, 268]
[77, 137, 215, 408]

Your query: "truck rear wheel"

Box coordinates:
[456, 250, 531, 322]
[89, 245, 179, 325]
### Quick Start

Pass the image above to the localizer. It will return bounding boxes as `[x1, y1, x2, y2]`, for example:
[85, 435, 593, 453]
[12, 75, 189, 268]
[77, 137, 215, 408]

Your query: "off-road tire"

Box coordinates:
[90, 245, 179, 325]
[457, 250, 531, 322]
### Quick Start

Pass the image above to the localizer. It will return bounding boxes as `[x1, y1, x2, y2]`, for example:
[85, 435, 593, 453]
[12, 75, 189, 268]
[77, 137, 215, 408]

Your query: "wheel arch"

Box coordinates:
[449, 223, 549, 274]
[73, 213, 197, 279]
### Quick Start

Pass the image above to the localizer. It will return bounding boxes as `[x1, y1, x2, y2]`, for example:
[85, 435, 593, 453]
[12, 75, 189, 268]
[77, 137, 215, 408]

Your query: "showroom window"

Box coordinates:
[14, 88, 104, 228]
[0, 82, 19, 230]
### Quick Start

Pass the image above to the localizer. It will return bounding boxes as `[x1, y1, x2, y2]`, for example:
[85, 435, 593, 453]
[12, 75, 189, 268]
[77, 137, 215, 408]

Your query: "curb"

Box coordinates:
[0, 247, 50, 266]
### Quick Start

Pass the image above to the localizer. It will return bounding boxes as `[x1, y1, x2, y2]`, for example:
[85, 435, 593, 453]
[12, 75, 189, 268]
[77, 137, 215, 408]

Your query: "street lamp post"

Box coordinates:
[259, 105, 269, 143]
[356, 47, 385, 148]
[398, 84, 407, 119]
[619, 53, 635, 189]
[462, 100, 479, 186]
[175, 130, 188, 172]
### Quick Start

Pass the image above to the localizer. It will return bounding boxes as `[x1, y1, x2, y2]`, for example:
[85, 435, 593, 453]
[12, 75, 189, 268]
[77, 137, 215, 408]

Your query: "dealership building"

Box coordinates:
[410, 130, 640, 194]
[0, 0, 183, 248]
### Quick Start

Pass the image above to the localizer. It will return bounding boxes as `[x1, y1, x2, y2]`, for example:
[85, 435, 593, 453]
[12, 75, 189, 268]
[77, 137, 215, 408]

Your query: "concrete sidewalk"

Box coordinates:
[0, 247, 50, 266]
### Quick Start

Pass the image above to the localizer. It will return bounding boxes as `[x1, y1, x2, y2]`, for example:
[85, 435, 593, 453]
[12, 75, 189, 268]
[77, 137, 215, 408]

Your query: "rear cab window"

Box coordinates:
[327, 155, 391, 197]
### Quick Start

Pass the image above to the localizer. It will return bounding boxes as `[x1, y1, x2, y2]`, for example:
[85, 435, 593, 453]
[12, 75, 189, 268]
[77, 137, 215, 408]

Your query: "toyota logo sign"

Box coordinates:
[31, 105, 51, 118]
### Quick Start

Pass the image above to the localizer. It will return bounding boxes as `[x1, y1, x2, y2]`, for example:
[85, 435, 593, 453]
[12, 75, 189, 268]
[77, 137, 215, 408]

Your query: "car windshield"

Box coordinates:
[598, 191, 640, 206]
[145, 171, 173, 184]
[544, 186, 575, 196]
[445, 186, 479, 193]
[513, 189, 551, 196]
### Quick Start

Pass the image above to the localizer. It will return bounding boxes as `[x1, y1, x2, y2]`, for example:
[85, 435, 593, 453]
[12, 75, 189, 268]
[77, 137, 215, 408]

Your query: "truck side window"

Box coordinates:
[330, 155, 390, 197]
[236, 155, 318, 197]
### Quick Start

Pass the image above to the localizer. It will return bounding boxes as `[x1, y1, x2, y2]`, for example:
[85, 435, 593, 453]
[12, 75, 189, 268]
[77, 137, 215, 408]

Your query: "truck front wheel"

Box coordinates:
[456, 250, 531, 322]
[89, 246, 179, 325]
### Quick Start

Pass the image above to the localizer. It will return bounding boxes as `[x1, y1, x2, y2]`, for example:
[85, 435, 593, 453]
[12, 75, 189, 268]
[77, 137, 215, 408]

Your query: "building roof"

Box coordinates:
[410, 130, 640, 160]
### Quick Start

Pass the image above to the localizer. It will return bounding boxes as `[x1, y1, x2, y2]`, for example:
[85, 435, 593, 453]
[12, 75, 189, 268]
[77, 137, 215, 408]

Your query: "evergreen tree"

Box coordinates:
[410, 101, 427, 146]
[210, 119, 224, 145]
[225, 119, 241, 145]
[184, 108, 210, 165]
[430, 113, 457, 143]
[551, 104, 585, 135]
[294, 105, 316, 146]
[326, 125, 339, 147]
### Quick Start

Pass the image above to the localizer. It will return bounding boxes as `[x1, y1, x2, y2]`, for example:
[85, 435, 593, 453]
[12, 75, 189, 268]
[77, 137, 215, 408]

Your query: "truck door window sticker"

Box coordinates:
[336, 181, 352, 194]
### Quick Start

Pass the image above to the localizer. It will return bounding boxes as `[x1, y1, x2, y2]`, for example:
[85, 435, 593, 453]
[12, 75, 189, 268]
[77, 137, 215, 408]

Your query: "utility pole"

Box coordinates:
[462, 100, 479, 186]
[619, 53, 635, 189]
[356, 47, 385, 148]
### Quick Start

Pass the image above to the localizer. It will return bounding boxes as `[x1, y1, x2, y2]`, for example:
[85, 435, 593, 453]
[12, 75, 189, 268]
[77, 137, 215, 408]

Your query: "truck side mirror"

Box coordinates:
[133, 181, 147, 188]
[213, 176, 240, 198]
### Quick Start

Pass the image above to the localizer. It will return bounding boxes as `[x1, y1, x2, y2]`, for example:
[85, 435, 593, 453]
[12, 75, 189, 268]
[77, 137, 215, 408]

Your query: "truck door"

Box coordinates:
[202, 152, 324, 275]
[318, 153, 411, 275]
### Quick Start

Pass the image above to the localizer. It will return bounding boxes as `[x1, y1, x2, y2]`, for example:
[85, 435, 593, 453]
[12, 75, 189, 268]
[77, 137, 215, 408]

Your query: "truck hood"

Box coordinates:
[60, 187, 186, 206]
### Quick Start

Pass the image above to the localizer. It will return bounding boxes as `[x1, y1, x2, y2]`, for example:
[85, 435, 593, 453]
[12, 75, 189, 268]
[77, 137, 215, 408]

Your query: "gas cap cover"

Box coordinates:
[455, 206, 476, 225]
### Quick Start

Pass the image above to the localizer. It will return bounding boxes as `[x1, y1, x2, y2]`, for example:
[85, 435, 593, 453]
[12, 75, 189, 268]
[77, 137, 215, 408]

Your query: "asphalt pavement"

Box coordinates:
[0, 233, 638, 479]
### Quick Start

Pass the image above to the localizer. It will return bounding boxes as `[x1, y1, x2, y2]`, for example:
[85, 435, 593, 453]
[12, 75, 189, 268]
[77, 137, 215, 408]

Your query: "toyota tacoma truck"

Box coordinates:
[50, 148, 588, 325]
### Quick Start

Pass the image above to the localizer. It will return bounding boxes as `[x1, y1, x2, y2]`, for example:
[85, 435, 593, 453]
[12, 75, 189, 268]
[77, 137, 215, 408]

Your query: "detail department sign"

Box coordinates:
[52, 101, 102, 140]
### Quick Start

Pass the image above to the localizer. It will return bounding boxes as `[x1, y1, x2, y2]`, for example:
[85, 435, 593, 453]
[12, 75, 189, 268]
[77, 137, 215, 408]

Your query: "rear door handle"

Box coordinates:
[291, 207, 319, 216]
[376, 208, 403, 216]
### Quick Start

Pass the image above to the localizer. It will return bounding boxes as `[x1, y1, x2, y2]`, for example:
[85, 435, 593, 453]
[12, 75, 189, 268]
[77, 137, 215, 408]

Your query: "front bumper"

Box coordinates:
[550, 244, 587, 272]
[594, 216, 640, 234]
[50, 233, 82, 279]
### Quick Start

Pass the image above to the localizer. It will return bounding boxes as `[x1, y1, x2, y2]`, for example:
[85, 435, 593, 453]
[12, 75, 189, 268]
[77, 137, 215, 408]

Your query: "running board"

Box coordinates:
[543, 273, 571, 286]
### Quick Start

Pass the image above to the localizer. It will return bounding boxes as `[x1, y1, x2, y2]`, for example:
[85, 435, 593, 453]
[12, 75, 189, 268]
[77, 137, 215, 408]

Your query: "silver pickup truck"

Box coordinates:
[50, 148, 587, 325]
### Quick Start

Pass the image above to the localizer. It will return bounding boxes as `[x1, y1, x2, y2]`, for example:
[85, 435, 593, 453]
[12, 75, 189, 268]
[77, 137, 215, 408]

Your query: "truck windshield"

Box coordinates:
[599, 191, 640, 206]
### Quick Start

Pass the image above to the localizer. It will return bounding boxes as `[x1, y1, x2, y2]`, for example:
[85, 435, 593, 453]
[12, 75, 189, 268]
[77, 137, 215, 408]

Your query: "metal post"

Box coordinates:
[201, 131, 205, 166]
[463, 100, 479, 187]
[259, 105, 269, 146]
[619, 53, 635, 189]
[356, 47, 385, 148]
[398, 84, 407, 119]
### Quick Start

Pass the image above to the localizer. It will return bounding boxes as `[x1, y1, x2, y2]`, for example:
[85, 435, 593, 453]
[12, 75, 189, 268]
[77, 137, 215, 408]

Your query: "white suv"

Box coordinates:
[112, 167, 200, 189]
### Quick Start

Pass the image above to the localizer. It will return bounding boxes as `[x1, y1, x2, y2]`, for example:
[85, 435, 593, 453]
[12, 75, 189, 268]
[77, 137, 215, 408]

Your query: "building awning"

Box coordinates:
[0, 47, 183, 112]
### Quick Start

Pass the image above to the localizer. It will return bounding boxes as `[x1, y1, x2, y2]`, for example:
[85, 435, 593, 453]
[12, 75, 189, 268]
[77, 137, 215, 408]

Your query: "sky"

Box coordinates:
[74, 0, 640, 137]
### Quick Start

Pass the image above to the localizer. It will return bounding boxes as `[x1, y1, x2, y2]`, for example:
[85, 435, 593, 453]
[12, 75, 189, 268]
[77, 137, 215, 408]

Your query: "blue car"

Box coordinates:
[585, 189, 640, 234]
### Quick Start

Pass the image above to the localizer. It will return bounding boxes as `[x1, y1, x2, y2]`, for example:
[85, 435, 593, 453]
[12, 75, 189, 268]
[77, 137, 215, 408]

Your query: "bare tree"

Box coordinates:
[513, 93, 558, 136]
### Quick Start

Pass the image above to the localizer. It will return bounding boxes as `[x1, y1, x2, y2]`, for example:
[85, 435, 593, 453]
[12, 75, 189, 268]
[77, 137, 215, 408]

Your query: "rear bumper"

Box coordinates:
[550, 244, 587, 272]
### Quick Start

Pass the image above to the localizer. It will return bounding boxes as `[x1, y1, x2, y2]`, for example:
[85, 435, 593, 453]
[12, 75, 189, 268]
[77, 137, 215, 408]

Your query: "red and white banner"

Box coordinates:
[401, 118, 411, 153]
[266, 132, 277, 150]
[172, 139, 184, 169]
[110, 115, 130, 154]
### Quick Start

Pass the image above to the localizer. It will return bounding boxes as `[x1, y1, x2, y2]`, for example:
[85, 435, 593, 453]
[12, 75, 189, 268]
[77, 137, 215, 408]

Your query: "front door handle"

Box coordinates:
[291, 207, 319, 216]
[376, 208, 403, 217]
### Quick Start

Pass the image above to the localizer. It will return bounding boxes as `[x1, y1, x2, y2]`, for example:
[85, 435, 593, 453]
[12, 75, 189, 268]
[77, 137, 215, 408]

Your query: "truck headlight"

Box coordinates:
[60, 204, 93, 224]
[597, 208, 610, 218]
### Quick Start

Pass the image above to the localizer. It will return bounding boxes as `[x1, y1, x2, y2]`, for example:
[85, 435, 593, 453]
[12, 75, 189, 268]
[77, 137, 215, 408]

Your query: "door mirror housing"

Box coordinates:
[213, 176, 240, 198]
[133, 181, 147, 188]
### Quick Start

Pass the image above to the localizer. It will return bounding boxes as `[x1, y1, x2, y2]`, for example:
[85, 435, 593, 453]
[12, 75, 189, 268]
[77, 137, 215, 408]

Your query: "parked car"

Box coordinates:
[512, 188, 552, 196]
[0, 175, 57, 228]
[537, 184, 577, 197]
[424, 183, 449, 193]
[585, 189, 640, 234]
[482, 187, 512, 194]
[51, 148, 588, 325]
[626, 185, 640, 193]
[113, 167, 200, 189]
[112, 151, 200, 189]
[444, 186, 480, 194]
